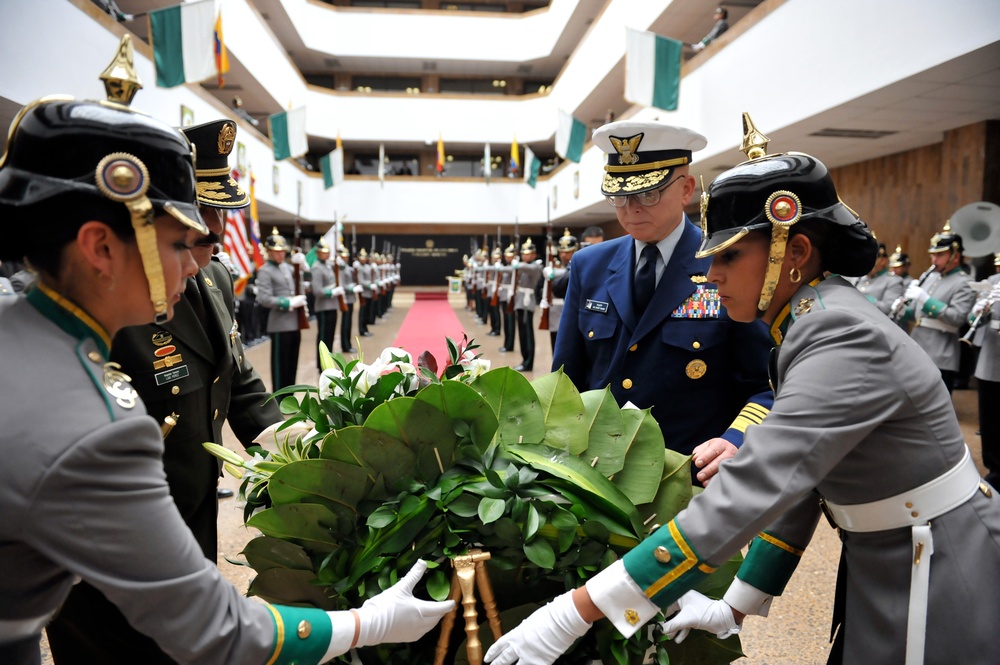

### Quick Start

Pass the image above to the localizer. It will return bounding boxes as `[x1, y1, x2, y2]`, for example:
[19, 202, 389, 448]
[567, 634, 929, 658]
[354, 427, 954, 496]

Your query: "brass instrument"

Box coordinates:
[960, 282, 997, 346]
[890, 266, 934, 320]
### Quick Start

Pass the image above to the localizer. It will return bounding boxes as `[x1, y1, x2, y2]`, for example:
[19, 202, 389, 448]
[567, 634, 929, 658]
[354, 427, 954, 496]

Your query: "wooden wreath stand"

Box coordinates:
[433, 550, 503, 665]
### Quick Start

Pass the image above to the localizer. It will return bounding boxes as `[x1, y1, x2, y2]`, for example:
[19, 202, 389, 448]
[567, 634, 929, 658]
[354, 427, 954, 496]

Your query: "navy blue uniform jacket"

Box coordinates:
[552, 218, 773, 455]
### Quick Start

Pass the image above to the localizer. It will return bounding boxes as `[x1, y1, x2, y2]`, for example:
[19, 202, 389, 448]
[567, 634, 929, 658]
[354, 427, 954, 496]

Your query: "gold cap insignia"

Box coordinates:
[218, 123, 237, 155]
[609, 134, 643, 165]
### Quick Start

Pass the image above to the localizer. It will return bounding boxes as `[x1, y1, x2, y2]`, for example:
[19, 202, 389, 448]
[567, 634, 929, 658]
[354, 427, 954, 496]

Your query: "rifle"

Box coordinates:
[332, 255, 348, 312]
[291, 248, 310, 330]
[539, 221, 554, 331]
[352, 226, 365, 307]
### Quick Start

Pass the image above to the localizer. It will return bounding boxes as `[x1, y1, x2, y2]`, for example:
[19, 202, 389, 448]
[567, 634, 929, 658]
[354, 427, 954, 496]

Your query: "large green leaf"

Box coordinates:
[415, 380, 498, 451]
[348, 497, 435, 584]
[319, 426, 416, 493]
[364, 398, 458, 482]
[471, 367, 545, 446]
[247, 503, 340, 553]
[610, 408, 666, 505]
[531, 368, 589, 454]
[580, 387, 627, 476]
[247, 567, 336, 610]
[636, 448, 695, 530]
[504, 444, 644, 538]
[241, 536, 314, 573]
[267, 459, 371, 536]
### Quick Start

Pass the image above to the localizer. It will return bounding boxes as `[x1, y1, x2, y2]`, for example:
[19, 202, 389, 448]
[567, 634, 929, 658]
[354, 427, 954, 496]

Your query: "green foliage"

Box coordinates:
[205, 339, 743, 665]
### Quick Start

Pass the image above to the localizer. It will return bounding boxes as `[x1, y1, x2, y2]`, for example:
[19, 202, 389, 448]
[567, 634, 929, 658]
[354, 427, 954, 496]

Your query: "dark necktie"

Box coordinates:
[185, 277, 207, 322]
[633, 244, 658, 317]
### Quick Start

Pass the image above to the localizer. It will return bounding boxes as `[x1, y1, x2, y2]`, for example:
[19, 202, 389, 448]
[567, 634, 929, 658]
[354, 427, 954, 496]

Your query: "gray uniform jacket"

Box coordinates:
[0, 291, 275, 664]
[0, 276, 14, 297]
[513, 260, 543, 312]
[974, 273, 1000, 382]
[255, 260, 300, 333]
[310, 259, 340, 313]
[546, 267, 568, 332]
[355, 262, 375, 299]
[338, 258, 357, 305]
[634, 277, 1000, 664]
[855, 269, 903, 315]
[497, 263, 513, 303]
[907, 268, 976, 371]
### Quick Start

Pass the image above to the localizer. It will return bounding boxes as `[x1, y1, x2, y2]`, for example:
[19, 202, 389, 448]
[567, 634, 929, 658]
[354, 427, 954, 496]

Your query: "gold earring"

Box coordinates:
[789, 267, 802, 284]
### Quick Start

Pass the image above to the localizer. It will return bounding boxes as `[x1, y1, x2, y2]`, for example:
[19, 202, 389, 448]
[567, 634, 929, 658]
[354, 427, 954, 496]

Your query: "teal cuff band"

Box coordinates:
[266, 604, 332, 665]
[622, 519, 716, 608]
[736, 531, 805, 596]
[279, 297, 289, 310]
[922, 297, 945, 317]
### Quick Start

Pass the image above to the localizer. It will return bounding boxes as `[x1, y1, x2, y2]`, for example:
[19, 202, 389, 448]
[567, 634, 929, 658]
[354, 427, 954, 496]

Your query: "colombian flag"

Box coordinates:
[214, 10, 228, 88]
[436, 133, 445, 175]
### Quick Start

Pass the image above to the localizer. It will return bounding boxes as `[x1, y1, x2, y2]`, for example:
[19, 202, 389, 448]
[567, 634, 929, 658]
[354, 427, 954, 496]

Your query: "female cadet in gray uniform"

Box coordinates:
[484, 115, 1000, 665]
[0, 41, 451, 665]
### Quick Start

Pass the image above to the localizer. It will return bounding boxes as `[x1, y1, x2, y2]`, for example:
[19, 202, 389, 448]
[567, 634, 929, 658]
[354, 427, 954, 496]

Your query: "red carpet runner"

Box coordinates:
[392, 295, 468, 367]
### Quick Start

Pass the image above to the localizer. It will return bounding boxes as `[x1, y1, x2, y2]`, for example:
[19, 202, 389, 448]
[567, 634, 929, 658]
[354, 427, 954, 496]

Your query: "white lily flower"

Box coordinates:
[318, 367, 346, 400]
[463, 357, 491, 379]
[379, 347, 412, 366]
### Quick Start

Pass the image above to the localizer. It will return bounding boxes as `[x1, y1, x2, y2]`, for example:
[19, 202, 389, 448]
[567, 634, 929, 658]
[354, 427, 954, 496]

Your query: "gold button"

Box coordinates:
[911, 511, 919, 518]
[981, 481, 993, 498]
[88, 351, 102, 362]
[238, 356, 243, 364]
[692, 341, 701, 350]
[297, 619, 311, 639]
[629, 344, 638, 352]
[204, 278, 214, 287]
[588, 331, 594, 339]
[624, 609, 640, 625]
[905, 502, 913, 508]
[213, 376, 220, 384]
[171, 386, 180, 395]
[214, 409, 219, 419]
[622, 378, 633, 390]
[654, 546, 671, 563]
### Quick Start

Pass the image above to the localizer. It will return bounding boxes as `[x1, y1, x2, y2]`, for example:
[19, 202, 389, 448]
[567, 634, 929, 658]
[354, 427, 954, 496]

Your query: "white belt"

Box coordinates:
[516, 287, 534, 294]
[916, 317, 959, 334]
[823, 448, 981, 665]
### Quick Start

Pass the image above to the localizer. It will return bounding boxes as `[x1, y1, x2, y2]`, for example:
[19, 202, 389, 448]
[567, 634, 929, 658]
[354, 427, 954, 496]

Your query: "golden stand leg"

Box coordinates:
[432, 550, 503, 665]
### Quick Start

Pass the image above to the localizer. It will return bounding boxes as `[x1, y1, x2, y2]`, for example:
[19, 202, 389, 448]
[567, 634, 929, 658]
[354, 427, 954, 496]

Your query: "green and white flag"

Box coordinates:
[484, 142, 492, 185]
[320, 147, 344, 190]
[524, 146, 541, 189]
[555, 110, 586, 163]
[378, 143, 385, 188]
[148, 0, 217, 88]
[625, 28, 682, 112]
[268, 107, 308, 161]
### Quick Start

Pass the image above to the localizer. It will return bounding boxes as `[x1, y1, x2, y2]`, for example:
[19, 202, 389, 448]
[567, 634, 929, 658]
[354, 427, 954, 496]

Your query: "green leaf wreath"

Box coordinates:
[205, 336, 743, 664]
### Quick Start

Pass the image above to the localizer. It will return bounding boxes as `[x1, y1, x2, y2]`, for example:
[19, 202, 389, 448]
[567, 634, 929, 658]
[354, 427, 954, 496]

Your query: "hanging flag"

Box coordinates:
[625, 28, 682, 112]
[248, 171, 265, 269]
[320, 147, 344, 190]
[148, 0, 217, 88]
[378, 143, 386, 188]
[524, 146, 541, 189]
[223, 209, 253, 296]
[555, 110, 586, 163]
[268, 107, 308, 161]
[213, 10, 228, 88]
[484, 142, 492, 185]
[435, 133, 446, 175]
[509, 135, 520, 177]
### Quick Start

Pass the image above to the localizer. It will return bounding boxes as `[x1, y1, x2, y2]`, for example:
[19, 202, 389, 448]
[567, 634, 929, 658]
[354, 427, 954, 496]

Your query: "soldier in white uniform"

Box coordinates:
[893, 222, 977, 392]
[485, 114, 1000, 665]
[0, 40, 451, 665]
[972, 255, 1000, 488]
[855, 241, 903, 316]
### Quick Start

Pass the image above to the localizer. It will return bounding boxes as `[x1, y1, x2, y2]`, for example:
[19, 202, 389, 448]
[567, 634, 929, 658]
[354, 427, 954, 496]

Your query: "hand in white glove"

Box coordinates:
[991, 284, 1000, 301]
[511, 259, 520, 268]
[691, 41, 705, 52]
[539, 298, 549, 310]
[331, 285, 346, 297]
[215, 250, 235, 273]
[288, 294, 308, 309]
[905, 282, 930, 310]
[291, 252, 308, 267]
[484, 590, 592, 665]
[544, 266, 556, 280]
[972, 298, 988, 317]
[353, 284, 364, 294]
[354, 560, 455, 647]
[659, 590, 740, 644]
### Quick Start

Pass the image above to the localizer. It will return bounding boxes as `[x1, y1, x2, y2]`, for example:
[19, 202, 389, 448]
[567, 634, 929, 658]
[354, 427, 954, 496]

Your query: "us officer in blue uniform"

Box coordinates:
[551, 120, 773, 484]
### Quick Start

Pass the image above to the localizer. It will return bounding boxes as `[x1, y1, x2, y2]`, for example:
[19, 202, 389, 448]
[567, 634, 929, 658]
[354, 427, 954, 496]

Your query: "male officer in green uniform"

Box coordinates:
[47, 117, 287, 663]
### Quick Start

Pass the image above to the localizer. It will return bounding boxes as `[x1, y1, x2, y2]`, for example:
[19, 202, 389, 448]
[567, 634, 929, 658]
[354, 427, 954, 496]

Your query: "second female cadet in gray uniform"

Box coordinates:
[855, 241, 903, 316]
[485, 115, 1000, 665]
[893, 223, 976, 391]
[256, 229, 306, 390]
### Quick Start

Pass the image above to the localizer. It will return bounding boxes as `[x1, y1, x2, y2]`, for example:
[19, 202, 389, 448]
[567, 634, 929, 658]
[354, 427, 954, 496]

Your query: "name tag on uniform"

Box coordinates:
[155, 365, 190, 386]
[585, 299, 609, 313]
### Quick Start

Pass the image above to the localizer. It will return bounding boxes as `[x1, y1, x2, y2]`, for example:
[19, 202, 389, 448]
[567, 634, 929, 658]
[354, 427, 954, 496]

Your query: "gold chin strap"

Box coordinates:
[95, 152, 170, 324]
[757, 190, 802, 313]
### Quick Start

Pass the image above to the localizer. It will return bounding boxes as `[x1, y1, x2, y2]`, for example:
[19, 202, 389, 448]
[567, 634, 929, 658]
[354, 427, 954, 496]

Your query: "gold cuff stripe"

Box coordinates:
[605, 156, 688, 173]
[644, 521, 716, 598]
[729, 403, 769, 432]
[730, 416, 754, 433]
[757, 531, 805, 557]
[264, 604, 284, 665]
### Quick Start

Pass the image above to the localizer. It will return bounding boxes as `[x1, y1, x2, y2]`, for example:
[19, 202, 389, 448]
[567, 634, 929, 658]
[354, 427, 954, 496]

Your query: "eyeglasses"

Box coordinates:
[605, 176, 682, 208]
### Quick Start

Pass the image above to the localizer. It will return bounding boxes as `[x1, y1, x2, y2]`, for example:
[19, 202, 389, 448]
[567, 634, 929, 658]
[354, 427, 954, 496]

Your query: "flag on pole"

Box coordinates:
[524, 146, 541, 189]
[320, 147, 344, 190]
[484, 142, 492, 185]
[148, 0, 217, 88]
[625, 28, 682, 112]
[268, 107, 308, 161]
[378, 143, 386, 188]
[509, 135, 520, 177]
[223, 209, 253, 296]
[248, 171, 265, 269]
[435, 133, 446, 175]
[555, 110, 586, 163]
[213, 10, 228, 88]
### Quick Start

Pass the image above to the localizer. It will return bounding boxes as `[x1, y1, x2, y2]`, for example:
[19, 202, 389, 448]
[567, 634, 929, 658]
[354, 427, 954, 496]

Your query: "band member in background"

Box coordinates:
[855, 241, 903, 317]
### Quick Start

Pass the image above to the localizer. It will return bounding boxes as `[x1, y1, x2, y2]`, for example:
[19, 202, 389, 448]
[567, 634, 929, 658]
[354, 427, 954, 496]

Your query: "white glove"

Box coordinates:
[522, 292, 532, 309]
[991, 284, 1000, 301]
[354, 560, 455, 647]
[905, 282, 930, 310]
[691, 41, 705, 52]
[484, 591, 591, 665]
[511, 259, 520, 268]
[972, 298, 988, 317]
[216, 250, 235, 273]
[539, 298, 549, 310]
[330, 286, 345, 297]
[288, 294, 307, 309]
[353, 284, 364, 294]
[659, 590, 740, 644]
[291, 252, 308, 267]
[544, 266, 556, 280]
